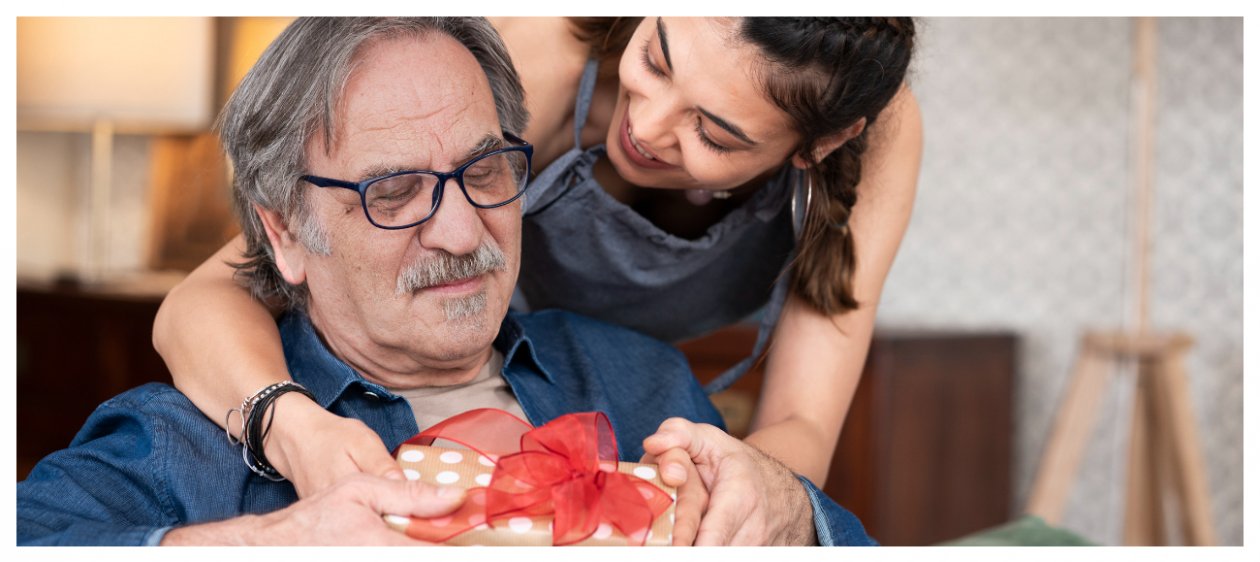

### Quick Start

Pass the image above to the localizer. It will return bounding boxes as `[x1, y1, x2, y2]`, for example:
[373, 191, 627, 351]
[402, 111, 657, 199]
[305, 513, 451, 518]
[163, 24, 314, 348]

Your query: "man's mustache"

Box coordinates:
[396, 242, 507, 295]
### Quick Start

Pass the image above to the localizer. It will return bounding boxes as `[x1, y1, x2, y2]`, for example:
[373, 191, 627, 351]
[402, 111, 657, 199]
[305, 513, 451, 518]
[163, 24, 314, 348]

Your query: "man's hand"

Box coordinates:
[643, 418, 818, 546]
[265, 393, 405, 498]
[162, 473, 465, 545]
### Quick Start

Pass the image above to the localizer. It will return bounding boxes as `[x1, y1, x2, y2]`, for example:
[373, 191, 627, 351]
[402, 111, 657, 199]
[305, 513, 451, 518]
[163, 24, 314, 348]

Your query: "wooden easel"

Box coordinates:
[1025, 331, 1215, 545]
[1024, 19, 1215, 545]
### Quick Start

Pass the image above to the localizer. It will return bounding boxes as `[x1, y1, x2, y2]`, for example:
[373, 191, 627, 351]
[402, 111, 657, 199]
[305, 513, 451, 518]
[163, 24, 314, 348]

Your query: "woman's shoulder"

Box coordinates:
[490, 18, 590, 163]
[857, 83, 922, 203]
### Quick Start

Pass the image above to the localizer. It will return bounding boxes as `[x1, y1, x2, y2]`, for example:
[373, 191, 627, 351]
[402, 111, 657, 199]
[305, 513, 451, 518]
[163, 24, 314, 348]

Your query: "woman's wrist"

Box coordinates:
[259, 390, 326, 480]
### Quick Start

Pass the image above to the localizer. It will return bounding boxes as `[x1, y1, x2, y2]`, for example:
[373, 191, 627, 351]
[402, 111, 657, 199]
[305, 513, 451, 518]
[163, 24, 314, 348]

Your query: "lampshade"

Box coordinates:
[17, 17, 214, 133]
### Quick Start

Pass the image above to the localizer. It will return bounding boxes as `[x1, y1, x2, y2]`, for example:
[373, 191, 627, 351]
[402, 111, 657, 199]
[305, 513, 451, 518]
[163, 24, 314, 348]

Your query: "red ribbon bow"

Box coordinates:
[398, 409, 674, 545]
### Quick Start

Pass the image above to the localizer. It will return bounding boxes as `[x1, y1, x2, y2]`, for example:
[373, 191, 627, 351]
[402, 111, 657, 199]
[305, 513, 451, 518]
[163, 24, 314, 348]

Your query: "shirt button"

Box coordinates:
[363, 391, 381, 400]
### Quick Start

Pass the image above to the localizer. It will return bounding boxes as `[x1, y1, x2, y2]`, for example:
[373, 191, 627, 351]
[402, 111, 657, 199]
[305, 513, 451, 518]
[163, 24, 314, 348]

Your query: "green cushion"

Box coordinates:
[940, 515, 1095, 546]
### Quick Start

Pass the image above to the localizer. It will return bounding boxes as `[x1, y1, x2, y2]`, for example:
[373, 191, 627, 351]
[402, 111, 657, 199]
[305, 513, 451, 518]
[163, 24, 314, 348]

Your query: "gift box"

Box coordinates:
[383, 409, 676, 546]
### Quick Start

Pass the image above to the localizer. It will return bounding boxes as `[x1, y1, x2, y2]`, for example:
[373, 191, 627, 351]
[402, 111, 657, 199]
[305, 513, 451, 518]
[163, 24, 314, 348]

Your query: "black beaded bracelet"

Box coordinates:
[227, 381, 316, 481]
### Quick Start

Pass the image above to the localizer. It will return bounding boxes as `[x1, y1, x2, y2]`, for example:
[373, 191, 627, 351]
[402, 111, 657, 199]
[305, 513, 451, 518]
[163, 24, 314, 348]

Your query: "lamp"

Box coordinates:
[17, 17, 214, 283]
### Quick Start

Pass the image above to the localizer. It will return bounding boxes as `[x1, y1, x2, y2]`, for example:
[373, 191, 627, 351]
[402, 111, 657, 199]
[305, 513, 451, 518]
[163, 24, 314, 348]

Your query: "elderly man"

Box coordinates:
[17, 18, 873, 546]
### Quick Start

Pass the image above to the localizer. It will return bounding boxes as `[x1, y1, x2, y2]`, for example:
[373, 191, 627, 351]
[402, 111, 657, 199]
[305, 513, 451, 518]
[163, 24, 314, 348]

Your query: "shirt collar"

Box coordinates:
[277, 310, 555, 408]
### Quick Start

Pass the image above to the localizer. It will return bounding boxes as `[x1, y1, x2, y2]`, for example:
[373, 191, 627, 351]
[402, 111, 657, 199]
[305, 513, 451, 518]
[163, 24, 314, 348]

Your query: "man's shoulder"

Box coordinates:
[96, 382, 198, 415]
[68, 383, 204, 445]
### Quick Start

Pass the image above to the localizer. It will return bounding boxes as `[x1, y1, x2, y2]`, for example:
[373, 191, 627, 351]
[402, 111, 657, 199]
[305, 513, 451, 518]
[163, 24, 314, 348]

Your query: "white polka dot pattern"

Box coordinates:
[390, 446, 677, 545]
[592, 523, 613, 540]
[509, 517, 533, 533]
[632, 466, 657, 480]
[435, 471, 460, 484]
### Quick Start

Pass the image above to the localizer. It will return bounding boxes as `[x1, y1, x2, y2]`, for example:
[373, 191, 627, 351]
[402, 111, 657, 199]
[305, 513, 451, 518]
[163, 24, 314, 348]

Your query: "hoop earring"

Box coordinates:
[791, 169, 814, 239]
[795, 170, 850, 232]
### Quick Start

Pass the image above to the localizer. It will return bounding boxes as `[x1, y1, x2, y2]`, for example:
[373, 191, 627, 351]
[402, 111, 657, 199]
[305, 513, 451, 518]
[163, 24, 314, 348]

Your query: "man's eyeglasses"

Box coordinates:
[301, 132, 533, 230]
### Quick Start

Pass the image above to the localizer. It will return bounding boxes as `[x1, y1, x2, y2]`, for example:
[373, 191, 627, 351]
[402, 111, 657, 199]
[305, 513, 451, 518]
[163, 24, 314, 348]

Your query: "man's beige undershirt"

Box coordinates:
[391, 350, 527, 432]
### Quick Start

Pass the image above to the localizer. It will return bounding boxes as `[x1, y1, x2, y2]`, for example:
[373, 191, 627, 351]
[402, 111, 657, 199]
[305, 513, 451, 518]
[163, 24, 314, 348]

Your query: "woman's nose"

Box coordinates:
[629, 97, 680, 153]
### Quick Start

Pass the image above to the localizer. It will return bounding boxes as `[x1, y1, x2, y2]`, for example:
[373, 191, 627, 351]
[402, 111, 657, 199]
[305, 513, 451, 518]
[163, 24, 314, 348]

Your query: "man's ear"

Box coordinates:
[791, 117, 867, 169]
[253, 204, 308, 286]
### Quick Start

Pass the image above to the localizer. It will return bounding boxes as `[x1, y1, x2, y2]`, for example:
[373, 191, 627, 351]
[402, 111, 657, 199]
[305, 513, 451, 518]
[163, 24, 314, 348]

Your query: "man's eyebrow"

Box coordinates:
[463, 134, 504, 161]
[656, 18, 673, 71]
[354, 134, 504, 181]
[698, 107, 758, 146]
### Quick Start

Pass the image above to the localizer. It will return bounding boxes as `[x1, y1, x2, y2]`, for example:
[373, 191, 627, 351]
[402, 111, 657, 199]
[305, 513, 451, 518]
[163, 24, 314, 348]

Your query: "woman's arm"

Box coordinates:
[745, 86, 923, 486]
[153, 234, 402, 496]
[488, 17, 590, 167]
[153, 235, 287, 423]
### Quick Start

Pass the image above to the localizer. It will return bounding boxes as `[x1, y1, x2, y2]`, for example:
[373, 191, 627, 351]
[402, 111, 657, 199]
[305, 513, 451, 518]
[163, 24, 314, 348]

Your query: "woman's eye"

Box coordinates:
[640, 43, 666, 78]
[695, 120, 732, 154]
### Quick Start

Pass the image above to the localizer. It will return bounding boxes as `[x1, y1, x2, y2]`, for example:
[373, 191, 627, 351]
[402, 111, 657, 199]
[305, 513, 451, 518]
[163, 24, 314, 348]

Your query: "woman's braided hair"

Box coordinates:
[741, 17, 915, 314]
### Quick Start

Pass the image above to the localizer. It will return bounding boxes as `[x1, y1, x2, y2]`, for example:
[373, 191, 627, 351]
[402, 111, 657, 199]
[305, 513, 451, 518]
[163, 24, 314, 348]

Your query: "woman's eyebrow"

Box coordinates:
[657, 18, 673, 71]
[698, 107, 758, 146]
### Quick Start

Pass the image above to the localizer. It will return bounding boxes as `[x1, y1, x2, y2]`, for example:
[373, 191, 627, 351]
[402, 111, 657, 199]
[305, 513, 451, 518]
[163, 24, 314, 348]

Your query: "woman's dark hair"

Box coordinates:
[742, 17, 916, 314]
[569, 17, 916, 315]
[567, 17, 641, 61]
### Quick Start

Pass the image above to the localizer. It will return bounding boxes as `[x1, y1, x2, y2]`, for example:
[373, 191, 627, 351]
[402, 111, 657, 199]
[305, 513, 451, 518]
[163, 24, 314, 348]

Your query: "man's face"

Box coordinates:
[290, 33, 521, 381]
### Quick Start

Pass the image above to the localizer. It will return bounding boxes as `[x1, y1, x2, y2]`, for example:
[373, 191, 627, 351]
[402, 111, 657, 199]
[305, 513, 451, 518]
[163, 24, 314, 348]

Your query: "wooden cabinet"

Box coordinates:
[16, 283, 174, 479]
[680, 326, 1016, 546]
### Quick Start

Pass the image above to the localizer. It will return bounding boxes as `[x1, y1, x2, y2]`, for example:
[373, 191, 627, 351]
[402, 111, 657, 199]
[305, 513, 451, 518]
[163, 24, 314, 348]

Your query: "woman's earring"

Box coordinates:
[792, 170, 813, 239]
[684, 189, 731, 206]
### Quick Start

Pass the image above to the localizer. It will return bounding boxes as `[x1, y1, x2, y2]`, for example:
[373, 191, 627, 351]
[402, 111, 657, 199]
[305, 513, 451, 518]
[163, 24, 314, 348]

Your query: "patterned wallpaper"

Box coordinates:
[876, 18, 1243, 545]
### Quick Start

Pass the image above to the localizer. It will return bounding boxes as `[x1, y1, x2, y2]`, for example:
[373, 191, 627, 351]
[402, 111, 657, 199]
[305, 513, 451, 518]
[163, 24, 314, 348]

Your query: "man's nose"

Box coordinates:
[415, 179, 484, 256]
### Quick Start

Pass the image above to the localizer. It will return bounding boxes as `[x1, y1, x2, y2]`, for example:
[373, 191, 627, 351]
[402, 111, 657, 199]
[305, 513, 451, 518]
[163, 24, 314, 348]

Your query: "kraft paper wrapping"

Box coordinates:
[384, 444, 676, 546]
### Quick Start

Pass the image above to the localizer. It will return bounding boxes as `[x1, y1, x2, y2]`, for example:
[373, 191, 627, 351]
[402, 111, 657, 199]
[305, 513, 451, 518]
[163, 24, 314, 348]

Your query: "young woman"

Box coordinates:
[154, 16, 921, 543]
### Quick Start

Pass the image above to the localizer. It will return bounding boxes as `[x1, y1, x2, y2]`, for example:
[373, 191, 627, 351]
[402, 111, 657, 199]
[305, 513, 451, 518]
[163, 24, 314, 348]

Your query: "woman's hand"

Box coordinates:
[264, 393, 405, 498]
[643, 418, 817, 546]
[640, 445, 708, 545]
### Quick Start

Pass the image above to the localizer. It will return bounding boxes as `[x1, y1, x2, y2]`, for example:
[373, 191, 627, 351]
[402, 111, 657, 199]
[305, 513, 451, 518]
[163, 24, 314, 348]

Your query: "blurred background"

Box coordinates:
[14, 17, 1243, 546]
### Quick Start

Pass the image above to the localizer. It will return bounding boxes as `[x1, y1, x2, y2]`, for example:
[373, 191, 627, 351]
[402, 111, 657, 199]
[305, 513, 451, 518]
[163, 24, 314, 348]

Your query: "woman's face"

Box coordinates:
[605, 17, 802, 192]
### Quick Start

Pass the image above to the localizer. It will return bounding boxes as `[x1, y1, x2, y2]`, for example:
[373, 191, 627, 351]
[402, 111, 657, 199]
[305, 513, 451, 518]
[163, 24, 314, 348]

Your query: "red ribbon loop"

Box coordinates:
[399, 408, 673, 545]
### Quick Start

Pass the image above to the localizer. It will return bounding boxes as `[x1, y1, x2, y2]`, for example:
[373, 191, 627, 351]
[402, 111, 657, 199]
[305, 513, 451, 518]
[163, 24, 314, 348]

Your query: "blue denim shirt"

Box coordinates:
[17, 309, 875, 546]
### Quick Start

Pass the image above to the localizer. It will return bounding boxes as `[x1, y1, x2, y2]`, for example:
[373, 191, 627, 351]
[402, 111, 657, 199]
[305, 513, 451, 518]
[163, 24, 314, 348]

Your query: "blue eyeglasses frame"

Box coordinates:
[300, 131, 533, 230]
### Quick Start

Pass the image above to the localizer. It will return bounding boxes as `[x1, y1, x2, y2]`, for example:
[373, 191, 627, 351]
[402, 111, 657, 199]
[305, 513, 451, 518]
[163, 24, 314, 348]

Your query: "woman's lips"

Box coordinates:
[619, 112, 675, 170]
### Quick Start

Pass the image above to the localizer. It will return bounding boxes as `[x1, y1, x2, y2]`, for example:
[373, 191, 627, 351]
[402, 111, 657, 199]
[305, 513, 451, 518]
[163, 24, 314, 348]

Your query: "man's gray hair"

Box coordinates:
[219, 17, 528, 310]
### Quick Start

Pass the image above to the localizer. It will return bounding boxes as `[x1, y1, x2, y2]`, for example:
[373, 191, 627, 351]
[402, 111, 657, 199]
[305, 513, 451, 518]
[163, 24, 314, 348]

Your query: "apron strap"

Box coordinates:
[572, 59, 601, 148]
[703, 170, 809, 395]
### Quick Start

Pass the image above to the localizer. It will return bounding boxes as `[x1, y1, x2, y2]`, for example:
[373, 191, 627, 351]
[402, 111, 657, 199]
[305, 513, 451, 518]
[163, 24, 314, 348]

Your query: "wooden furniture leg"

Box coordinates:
[1124, 359, 1166, 545]
[1150, 350, 1216, 545]
[1026, 345, 1109, 524]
